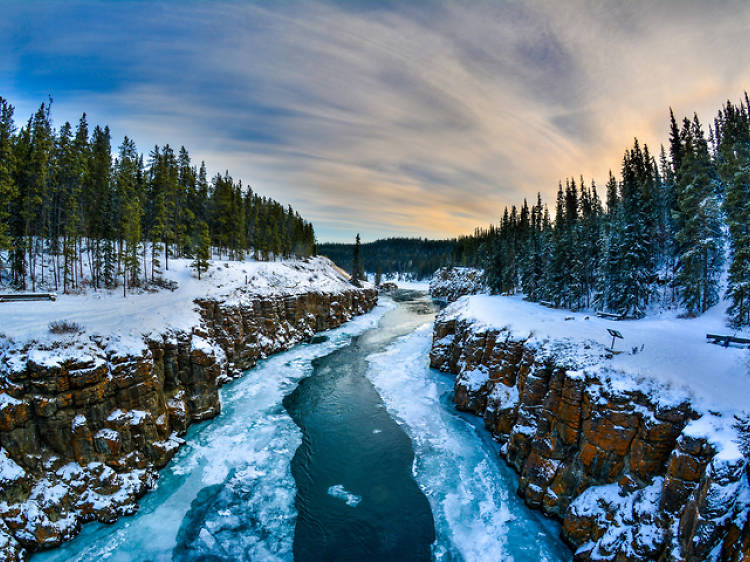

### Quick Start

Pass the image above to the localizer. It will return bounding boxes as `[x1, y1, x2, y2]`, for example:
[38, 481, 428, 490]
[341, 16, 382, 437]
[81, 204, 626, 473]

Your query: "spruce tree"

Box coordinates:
[351, 233, 362, 286]
[192, 221, 211, 279]
[116, 137, 142, 290]
[0, 97, 17, 283]
[674, 116, 724, 315]
[717, 100, 750, 325]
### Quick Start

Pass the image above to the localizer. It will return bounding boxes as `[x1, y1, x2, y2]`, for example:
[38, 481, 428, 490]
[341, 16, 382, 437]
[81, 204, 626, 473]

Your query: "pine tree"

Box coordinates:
[192, 221, 211, 279]
[15, 103, 54, 290]
[0, 97, 17, 284]
[177, 146, 196, 257]
[66, 114, 89, 291]
[548, 183, 575, 307]
[148, 146, 166, 280]
[674, 116, 724, 315]
[717, 99, 750, 326]
[116, 137, 142, 290]
[86, 125, 112, 288]
[597, 171, 626, 312]
[522, 193, 546, 301]
[602, 142, 656, 318]
[351, 233, 362, 286]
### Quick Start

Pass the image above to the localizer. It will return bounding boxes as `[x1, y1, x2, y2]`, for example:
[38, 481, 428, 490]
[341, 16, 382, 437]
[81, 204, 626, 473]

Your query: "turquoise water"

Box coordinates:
[34, 291, 570, 561]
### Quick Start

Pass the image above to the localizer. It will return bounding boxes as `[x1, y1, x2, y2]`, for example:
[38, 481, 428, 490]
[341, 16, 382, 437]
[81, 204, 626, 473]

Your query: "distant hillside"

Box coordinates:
[319, 237, 461, 279]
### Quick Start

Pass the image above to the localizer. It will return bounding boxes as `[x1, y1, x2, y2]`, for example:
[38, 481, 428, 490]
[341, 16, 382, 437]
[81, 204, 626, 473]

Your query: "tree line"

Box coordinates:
[319, 237, 456, 280]
[460, 95, 750, 326]
[0, 96, 317, 293]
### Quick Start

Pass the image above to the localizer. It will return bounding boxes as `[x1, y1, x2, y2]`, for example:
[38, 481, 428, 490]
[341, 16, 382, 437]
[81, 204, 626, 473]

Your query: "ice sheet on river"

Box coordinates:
[366, 324, 571, 562]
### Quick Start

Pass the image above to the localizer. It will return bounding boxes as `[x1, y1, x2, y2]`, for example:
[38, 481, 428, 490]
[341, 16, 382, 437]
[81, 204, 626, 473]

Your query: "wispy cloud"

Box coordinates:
[2, 0, 749, 241]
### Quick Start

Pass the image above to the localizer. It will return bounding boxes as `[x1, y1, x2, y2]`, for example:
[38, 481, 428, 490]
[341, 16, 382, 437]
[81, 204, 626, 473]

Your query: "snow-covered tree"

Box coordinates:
[674, 116, 724, 315]
[716, 99, 750, 325]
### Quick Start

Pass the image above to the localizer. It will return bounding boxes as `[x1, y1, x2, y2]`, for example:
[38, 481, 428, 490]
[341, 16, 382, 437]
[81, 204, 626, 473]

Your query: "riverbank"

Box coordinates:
[0, 257, 377, 560]
[30, 290, 576, 561]
[430, 294, 750, 560]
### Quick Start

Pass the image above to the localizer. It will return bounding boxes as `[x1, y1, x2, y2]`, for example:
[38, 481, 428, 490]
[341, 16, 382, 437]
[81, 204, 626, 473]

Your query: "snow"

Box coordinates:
[443, 294, 750, 416]
[0, 393, 21, 408]
[190, 335, 215, 355]
[487, 383, 519, 412]
[568, 478, 665, 560]
[393, 279, 431, 291]
[683, 414, 743, 462]
[0, 256, 363, 355]
[71, 414, 87, 430]
[327, 484, 362, 507]
[0, 447, 25, 484]
[458, 366, 490, 391]
[429, 267, 486, 300]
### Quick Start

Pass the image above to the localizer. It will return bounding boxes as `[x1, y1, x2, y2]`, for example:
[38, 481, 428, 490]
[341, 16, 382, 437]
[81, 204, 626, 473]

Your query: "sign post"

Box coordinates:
[607, 328, 623, 351]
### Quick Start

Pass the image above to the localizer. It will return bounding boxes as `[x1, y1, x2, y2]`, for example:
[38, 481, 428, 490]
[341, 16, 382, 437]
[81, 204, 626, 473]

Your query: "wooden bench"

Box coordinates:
[539, 300, 556, 308]
[706, 333, 750, 348]
[0, 293, 57, 303]
[596, 310, 626, 320]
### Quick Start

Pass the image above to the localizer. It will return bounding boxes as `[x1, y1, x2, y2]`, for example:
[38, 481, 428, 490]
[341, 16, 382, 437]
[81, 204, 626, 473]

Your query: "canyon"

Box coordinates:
[0, 279, 376, 560]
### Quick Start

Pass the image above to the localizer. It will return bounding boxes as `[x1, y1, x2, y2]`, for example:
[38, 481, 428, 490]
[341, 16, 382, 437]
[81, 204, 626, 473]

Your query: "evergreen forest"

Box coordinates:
[318, 237, 456, 280]
[0, 96, 317, 293]
[459, 96, 750, 326]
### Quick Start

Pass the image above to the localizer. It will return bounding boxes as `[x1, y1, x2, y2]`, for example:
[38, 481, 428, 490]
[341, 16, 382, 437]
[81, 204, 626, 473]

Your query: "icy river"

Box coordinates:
[35, 290, 570, 561]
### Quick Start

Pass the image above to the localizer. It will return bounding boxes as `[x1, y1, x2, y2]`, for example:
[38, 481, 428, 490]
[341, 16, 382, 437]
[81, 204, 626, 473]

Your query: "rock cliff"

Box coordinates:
[431, 311, 750, 561]
[0, 288, 377, 560]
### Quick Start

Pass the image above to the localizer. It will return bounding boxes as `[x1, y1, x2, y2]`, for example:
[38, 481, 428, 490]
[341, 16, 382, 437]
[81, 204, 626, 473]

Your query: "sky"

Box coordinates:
[1, 1, 749, 242]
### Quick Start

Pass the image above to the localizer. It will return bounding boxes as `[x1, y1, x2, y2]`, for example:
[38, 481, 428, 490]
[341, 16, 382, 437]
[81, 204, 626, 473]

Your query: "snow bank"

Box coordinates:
[443, 294, 750, 416]
[429, 267, 486, 302]
[0, 256, 362, 355]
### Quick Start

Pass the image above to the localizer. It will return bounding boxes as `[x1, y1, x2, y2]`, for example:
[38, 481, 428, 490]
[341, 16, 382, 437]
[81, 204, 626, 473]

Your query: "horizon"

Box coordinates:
[3, 0, 750, 243]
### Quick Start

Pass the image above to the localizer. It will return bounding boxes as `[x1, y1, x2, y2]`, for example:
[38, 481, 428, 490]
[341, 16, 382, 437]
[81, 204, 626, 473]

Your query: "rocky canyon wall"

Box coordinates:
[0, 288, 377, 560]
[430, 313, 750, 561]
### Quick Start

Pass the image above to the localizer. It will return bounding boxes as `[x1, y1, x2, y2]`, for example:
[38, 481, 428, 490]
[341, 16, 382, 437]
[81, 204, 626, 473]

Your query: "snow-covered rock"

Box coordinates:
[429, 267, 486, 302]
[430, 294, 750, 560]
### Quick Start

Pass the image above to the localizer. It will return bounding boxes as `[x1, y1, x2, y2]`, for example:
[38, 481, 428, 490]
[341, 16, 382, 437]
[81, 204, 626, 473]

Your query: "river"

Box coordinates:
[34, 290, 570, 561]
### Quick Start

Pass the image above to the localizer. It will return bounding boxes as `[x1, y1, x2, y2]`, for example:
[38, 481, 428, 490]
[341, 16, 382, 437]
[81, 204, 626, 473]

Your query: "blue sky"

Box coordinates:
[2, 1, 750, 242]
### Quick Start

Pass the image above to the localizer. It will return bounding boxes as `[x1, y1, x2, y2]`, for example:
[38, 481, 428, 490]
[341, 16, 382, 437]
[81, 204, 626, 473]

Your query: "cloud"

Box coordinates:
[2, 0, 749, 241]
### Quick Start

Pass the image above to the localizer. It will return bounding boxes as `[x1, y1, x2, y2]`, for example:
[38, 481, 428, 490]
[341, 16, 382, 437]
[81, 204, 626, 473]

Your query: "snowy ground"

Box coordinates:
[367, 272, 430, 291]
[392, 279, 431, 291]
[444, 294, 750, 417]
[0, 256, 363, 353]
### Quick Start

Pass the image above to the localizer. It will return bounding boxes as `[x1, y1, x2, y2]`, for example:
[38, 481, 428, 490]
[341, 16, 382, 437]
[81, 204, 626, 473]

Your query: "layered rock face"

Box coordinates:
[0, 288, 377, 560]
[431, 313, 750, 561]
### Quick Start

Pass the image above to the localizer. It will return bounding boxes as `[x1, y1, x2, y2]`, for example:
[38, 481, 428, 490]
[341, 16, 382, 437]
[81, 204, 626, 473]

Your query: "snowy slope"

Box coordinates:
[0, 256, 364, 353]
[443, 294, 750, 416]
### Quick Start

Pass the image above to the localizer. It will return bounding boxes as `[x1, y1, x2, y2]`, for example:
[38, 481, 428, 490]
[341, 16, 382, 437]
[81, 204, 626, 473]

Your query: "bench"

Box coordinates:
[538, 300, 556, 308]
[596, 310, 626, 320]
[706, 333, 750, 348]
[0, 293, 57, 303]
